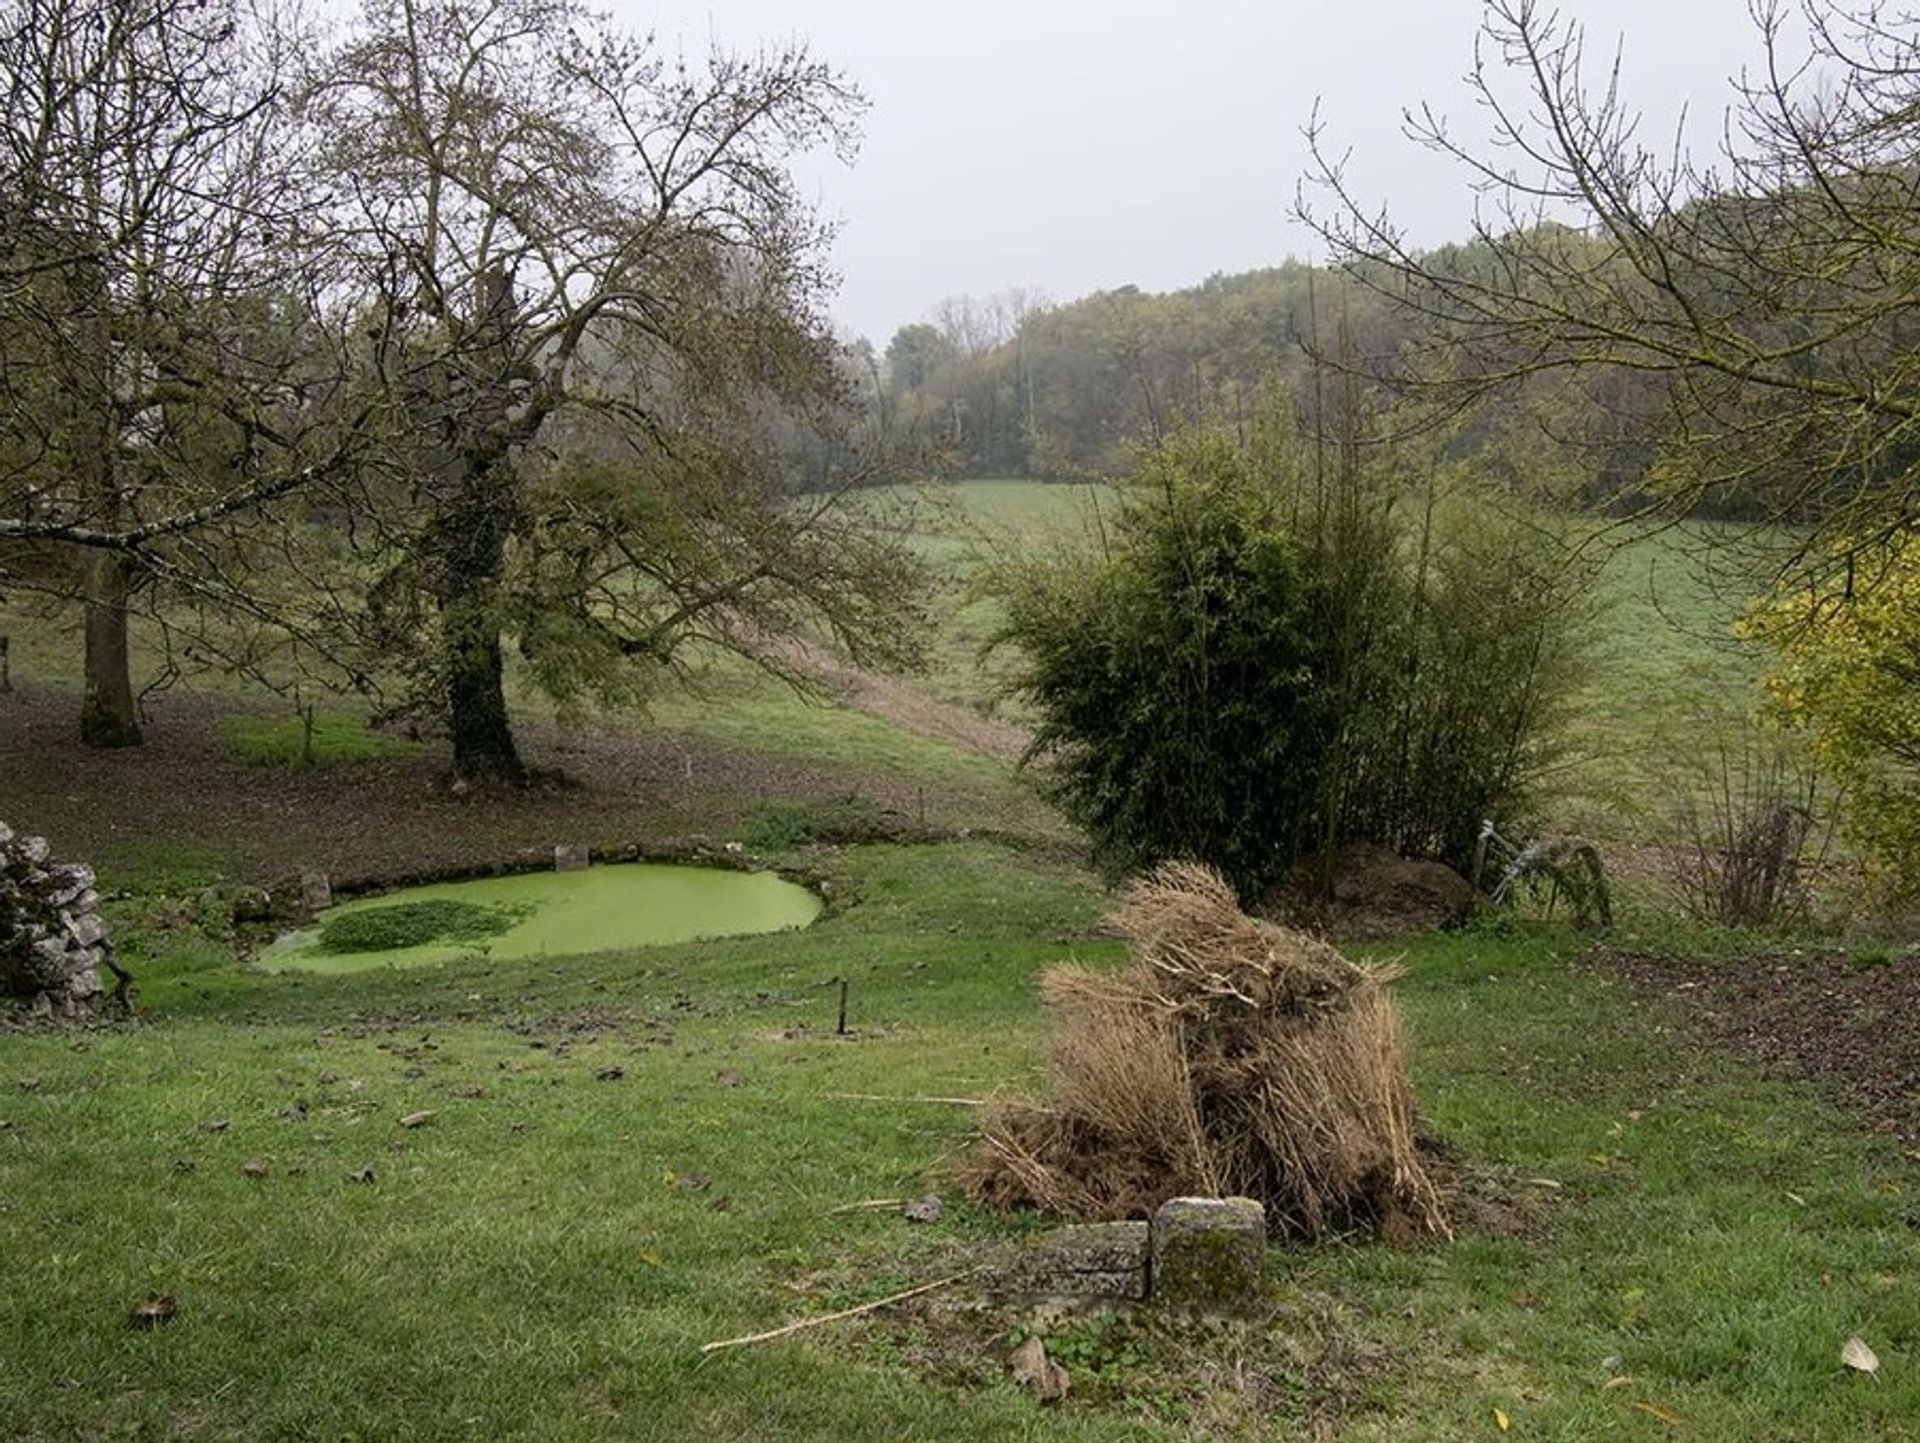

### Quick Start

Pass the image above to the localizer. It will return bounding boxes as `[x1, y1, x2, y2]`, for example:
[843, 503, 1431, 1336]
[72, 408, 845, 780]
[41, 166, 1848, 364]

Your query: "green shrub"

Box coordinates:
[314, 900, 520, 954]
[991, 412, 1590, 900]
[220, 712, 420, 771]
[743, 794, 895, 853]
[743, 802, 815, 853]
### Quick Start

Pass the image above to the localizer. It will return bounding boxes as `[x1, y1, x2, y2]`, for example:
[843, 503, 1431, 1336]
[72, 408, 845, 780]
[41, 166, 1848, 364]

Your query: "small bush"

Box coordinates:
[1659, 723, 1831, 930]
[743, 794, 895, 852]
[221, 712, 420, 771]
[743, 802, 815, 853]
[1747, 535, 1920, 898]
[314, 900, 521, 955]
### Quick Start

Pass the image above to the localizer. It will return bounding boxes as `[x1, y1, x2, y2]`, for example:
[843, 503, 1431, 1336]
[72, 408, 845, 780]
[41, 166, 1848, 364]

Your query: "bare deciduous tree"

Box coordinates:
[303, 0, 926, 784]
[0, 0, 356, 746]
[1301, 0, 1920, 582]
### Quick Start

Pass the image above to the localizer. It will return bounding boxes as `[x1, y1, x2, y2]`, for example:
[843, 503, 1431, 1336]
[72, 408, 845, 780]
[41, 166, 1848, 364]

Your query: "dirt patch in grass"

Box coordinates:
[1597, 946, 1920, 1145]
[0, 685, 1051, 887]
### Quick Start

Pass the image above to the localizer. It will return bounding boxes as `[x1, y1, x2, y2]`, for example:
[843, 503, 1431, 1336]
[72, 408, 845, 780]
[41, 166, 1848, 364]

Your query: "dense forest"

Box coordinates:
[864, 225, 1860, 526]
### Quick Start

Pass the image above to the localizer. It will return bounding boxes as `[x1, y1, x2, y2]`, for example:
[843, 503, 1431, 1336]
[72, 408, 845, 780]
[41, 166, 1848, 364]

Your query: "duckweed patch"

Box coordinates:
[313, 899, 525, 955]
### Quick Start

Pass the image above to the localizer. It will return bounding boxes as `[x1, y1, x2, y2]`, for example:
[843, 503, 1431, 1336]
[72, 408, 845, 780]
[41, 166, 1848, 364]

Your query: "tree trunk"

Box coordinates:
[439, 480, 523, 785]
[67, 246, 141, 750]
[79, 549, 141, 748]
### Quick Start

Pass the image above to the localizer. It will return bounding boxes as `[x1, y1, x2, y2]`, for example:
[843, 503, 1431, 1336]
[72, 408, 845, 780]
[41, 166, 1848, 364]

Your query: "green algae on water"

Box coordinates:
[262, 863, 822, 974]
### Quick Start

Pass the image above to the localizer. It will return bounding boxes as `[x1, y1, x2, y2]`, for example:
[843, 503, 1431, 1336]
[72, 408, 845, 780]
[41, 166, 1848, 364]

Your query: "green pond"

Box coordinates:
[261, 864, 822, 974]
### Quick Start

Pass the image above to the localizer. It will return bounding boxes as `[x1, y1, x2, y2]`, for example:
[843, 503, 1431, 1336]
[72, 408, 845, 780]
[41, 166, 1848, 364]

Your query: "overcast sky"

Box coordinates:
[610, 1, 1770, 344]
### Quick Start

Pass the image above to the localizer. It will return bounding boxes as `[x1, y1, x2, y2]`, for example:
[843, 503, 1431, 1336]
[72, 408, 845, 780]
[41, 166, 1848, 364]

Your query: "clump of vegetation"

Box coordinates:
[313, 900, 523, 955]
[1652, 710, 1833, 930]
[743, 794, 896, 853]
[1746, 539, 1920, 899]
[220, 712, 419, 772]
[992, 412, 1590, 900]
[743, 803, 816, 853]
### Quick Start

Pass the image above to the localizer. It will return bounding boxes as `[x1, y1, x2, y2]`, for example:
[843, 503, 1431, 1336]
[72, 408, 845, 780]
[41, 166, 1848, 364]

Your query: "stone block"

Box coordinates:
[555, 844, 591, 873]
[1149, 1196, 1266, 1313]
[300, 871, 333, 912]
[986, 1221, 1149, 1302]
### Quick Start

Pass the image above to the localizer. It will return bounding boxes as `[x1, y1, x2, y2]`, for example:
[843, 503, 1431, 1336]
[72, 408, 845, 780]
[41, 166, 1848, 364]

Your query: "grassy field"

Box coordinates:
[890, 482, 1780, 846]
[5, 842, 1917, 1440]
[7, 481, 1907, 1440]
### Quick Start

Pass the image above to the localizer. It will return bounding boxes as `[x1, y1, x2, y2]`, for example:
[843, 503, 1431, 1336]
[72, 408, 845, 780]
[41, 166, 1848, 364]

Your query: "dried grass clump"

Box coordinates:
[963, 862, 1448, 1241]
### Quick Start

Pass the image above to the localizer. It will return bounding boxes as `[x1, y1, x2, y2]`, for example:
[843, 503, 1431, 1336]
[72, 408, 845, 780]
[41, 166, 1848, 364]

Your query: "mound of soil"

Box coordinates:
[1600, 947, 1920, 1146]
[1261, 845, 1476, 942]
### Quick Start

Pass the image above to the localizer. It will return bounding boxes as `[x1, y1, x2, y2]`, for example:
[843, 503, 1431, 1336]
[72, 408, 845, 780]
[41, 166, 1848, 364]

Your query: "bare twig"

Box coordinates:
[699, 1270, 979, 1355]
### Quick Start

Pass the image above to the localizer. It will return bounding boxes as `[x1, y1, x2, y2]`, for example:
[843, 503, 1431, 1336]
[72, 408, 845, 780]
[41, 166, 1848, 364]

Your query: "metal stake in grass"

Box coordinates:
[836, 976, 849, 1036]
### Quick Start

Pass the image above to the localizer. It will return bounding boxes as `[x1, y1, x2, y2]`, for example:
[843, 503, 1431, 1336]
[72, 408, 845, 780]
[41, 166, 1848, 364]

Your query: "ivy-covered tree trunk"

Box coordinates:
[437, 259, 527, 786]
[438, 481, 522, 785]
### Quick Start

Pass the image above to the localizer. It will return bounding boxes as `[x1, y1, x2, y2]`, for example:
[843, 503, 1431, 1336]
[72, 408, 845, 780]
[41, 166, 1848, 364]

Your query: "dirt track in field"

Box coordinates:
[771, 637, 1034, 767]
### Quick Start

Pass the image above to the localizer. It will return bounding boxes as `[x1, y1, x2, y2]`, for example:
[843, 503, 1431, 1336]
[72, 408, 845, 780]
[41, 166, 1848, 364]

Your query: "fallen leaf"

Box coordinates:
[398, 1111, 435, 1129]
[595, 1066, 624, 1082]
[640, 1250, 662, 1267]
[128, 1293, 177, 1329]
[452, 1085, 485, 1099]
[715, 1069, 743, 1087]
[1632, 1401, 1684, 1424]
[1009, 1336, 1070, 1404]
[1602, 1376, 1635, 1390]
[1493, 1407, 1511, 1432]
[171, 1158, 195, 1175]
[710, 1195, 733, 1213]
[674, 1171, 711, 1193]
[346, 1167, 376, 1185]
[1842, 1336, 1880, 1375]
[18, 1077, 41, 1092]
[902, 1194, 944, 1224]
[240, 1159, 268, 1178]
[195, 1119, 230, 1134]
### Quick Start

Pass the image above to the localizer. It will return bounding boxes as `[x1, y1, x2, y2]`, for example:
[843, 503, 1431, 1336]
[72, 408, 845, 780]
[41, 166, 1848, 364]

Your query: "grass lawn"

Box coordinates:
[6, 481, 1902, 1439]
[5, 842, 1916, 1440]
